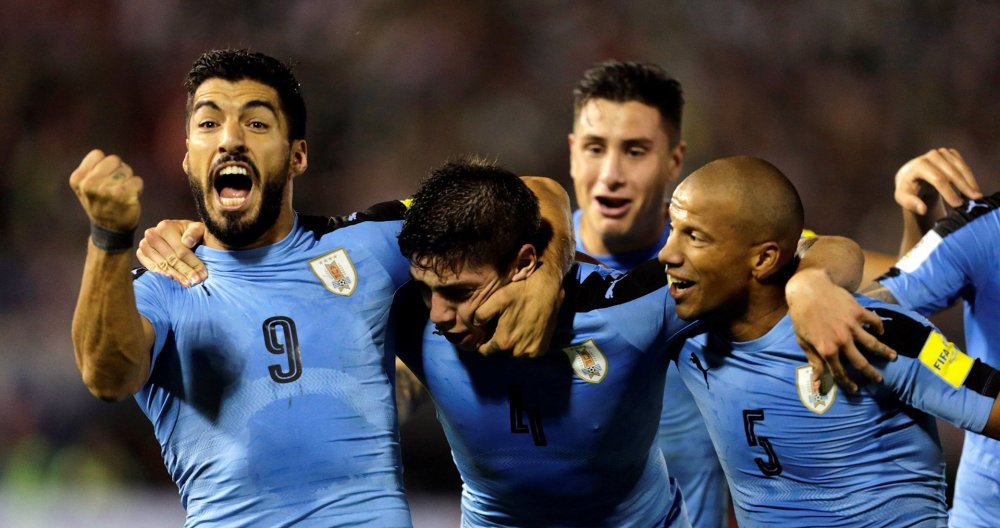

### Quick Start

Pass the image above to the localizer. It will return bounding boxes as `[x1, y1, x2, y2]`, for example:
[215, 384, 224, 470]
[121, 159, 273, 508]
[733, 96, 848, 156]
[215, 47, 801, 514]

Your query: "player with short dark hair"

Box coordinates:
[568, 60, 728, 528]
[69, 48, 570, 527]
[662, 155, 1000, 526]
[392, 157, 693, 526]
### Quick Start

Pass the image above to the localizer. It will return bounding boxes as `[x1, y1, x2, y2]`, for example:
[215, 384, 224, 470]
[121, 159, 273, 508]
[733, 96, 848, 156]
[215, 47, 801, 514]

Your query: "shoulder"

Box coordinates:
[299, 200, 408, 239]
[932, 191, 1000, 239]
[855, 295, 935, 355]
[568, 259, 669, 312]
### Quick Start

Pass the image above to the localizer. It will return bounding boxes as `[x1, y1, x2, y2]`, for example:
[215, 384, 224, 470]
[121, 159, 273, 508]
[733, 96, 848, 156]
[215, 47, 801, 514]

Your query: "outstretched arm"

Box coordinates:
[472, 176, 574, 357]
[70, 150, 155, 401]
[786, 235, 897, 393]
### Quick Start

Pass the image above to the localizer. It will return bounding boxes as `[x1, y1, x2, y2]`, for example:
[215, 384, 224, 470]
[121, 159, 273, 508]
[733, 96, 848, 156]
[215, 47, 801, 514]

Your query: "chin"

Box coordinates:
[674, 305, 699, 321]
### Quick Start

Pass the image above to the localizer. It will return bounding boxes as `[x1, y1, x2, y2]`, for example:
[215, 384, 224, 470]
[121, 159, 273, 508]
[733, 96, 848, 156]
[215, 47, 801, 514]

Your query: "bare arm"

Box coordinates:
[473, 176, 574, 357]
[861, 250, 898, 287]
[786, 235, 897, 393]
[395, 358, 430, 425]
[69, 150, 155, 401]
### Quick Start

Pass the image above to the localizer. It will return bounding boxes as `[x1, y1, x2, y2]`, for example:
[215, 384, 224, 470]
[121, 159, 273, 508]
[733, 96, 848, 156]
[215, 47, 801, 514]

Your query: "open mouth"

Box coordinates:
[595, 196, 631, 217]
[213, 163, 255, 211]
[667, 274, 696, 294]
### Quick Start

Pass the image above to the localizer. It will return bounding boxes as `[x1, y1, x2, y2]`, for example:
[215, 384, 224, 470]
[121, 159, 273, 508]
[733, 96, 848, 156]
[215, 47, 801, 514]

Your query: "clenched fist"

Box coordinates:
[69, 149, 144, 231]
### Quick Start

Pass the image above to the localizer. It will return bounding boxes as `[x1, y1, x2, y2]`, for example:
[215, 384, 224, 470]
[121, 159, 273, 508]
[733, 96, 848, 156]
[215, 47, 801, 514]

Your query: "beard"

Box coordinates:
[188, 156, 289, 248]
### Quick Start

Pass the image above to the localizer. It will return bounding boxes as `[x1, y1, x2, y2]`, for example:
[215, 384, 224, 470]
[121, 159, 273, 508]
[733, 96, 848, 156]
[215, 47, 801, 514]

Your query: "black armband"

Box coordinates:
[965, 360, 1000, 399]
[90, 223, 135, 254]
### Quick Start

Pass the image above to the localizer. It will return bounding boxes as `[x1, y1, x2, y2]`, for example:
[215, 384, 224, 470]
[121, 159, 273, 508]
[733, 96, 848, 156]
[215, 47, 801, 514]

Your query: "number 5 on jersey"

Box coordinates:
[743, 409, 782, 476]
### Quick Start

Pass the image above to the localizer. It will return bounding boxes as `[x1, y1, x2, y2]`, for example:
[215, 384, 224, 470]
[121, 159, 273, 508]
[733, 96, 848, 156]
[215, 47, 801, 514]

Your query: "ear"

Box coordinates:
[289, 139, 308, 179]
[666, 139, 686, 183]
[182, 150, 190, 174]
[509, 244, 539, 282]
[567, 133, 579, 179]
[750, 241, 785, 281]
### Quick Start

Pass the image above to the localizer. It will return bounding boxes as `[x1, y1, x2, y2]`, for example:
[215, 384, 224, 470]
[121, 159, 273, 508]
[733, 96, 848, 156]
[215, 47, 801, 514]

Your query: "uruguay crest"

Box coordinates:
[309, 248, 357, 296]
[563, 339, 608, 384]
[795, 365, 836, 414]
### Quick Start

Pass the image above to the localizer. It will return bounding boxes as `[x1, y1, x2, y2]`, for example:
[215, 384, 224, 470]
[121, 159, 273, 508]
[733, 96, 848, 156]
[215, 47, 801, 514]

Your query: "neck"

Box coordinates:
[204, 206, 296, 250]
[579, 216, 667, 256]
[724, 285, 788, 342]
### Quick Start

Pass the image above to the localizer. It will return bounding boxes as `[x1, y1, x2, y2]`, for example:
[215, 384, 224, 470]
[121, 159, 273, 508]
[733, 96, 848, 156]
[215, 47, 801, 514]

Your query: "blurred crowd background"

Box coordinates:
[1, 1, 997, 525]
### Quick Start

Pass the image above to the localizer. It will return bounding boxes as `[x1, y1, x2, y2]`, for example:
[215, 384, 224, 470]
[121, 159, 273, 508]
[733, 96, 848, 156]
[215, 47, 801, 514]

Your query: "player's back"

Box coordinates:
[133, 210, 412, 527]
[393, 260, 692, 527]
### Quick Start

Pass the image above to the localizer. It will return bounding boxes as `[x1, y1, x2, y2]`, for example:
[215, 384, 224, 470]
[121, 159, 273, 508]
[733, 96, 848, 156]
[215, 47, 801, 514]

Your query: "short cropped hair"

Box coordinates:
[572, 60, 684, 146]
[399, 157, 541, 275]
[184, 49, 306, 141]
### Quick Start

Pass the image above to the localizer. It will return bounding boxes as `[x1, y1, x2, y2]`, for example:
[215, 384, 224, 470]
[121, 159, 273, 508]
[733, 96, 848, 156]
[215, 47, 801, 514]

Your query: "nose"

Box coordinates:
[218, 119, 246, 154]
[597, 151, 623, 189]
[659, 229, 682, 267]
[428, 292, 457, 328]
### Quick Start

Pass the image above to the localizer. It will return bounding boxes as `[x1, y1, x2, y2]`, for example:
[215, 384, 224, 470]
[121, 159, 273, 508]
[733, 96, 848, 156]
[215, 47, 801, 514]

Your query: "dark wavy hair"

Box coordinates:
[572, 60, 684, 146]
[399, 157, 541, 275]
[184, 48, 306, 140]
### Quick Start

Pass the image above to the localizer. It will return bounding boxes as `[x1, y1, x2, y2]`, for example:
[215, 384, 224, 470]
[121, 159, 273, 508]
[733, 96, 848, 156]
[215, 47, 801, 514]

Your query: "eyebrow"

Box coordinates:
[191, 99, 279, 117]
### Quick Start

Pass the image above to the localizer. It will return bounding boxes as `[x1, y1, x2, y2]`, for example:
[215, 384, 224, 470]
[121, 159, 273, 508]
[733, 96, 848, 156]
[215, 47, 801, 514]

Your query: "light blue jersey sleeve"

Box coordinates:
[859, 298, 996, 434]
[879, 195, 1000, 317]
[132, 268, 179, 375]
[878, 193, 1000, 528]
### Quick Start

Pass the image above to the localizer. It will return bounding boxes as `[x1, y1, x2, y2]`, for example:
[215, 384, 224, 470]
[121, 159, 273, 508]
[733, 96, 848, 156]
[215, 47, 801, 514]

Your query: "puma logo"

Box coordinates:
[690, 352, 711, 389]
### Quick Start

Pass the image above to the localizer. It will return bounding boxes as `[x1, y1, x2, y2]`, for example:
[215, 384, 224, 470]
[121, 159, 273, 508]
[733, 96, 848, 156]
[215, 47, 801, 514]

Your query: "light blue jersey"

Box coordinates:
[573, 210, 727, 528]
[879, 193, 1000, 528]
[393, 260, 694, 527]
[678, 296, 997, 527]
[133, 206, 413, 527]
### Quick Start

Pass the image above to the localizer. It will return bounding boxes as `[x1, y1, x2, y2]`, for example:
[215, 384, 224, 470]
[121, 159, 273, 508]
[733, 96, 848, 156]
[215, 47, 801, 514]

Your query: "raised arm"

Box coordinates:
[894, 148, 982, 255]
[786, 235, 897, 392]
[472, 176, 574, 357]
[69, 150, 155, 401]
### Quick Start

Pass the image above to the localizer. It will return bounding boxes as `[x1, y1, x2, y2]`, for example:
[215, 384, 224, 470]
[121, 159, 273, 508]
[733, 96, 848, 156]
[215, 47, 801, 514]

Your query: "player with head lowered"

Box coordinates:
[390, 156, 694, 526]
[661, 155, 1000, 527]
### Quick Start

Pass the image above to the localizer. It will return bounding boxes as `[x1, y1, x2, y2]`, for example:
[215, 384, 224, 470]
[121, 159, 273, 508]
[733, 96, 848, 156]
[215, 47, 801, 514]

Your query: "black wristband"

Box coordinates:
[90, 223, 135, 254]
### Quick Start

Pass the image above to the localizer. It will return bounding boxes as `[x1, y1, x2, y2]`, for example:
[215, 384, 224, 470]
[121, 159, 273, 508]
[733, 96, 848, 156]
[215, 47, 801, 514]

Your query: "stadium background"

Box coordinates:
[1, 1, 997, 525]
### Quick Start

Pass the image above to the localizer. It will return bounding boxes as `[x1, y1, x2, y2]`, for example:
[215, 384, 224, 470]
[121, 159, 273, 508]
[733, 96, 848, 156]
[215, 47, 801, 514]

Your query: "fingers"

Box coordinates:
[821, 351, 857, 394]
[944, 148, 981, 198]
[856, 307, 884, 335]
[853, 308, 897, 361]
[895, 191, 928, 216]
[852, 328, 898, 361]
[896, 148, 983, 211]
[182, 222, 206, 249]
[476, 338, 502, 357]
[136, 220, 208, 286]
[69, 149, 107, 191]
[472, 288, 508, 328]
[802, 342, 826, 385]
[920, 149, 967, 207]
[841, 340, 883, 385]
